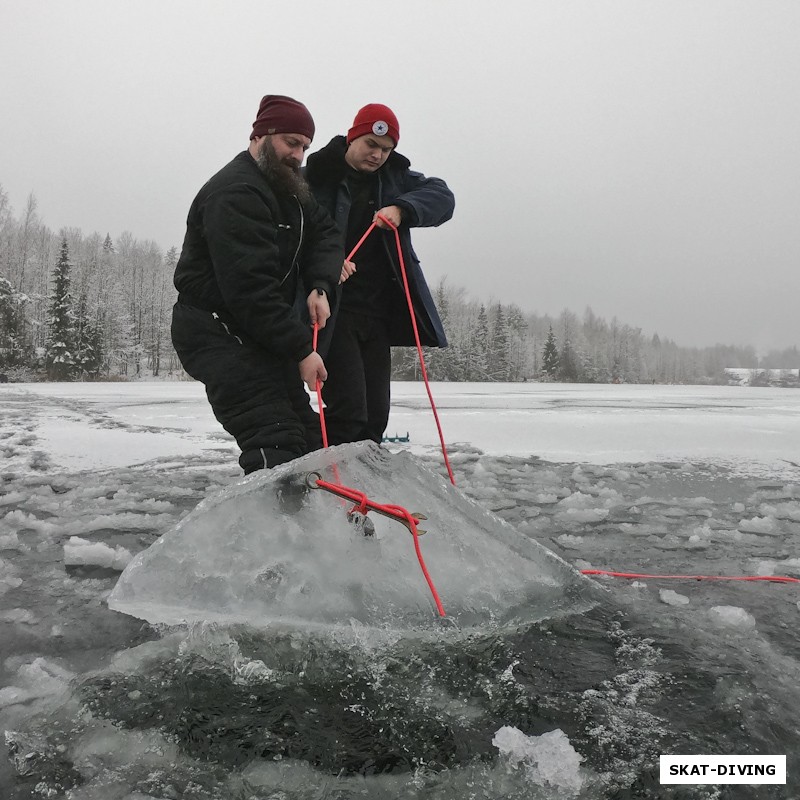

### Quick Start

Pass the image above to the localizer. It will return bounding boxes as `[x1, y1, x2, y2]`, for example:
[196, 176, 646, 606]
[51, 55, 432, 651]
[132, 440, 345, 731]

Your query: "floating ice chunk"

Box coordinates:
[557, 492, 596, 510]
[62, 512, 173, 534]
[0, 491, 27, 507]
[64, 536, 133, 571]
[778, 558, 800, 576]
[687, 523, 713, 549]
[556, 507, 609, 524]
[0, 557, 23, 595]
[709, 605, 756, 629]
[554, 491, 611, 523]
[571, 466, 590, 483]
[1, 509, 46, 532]
[470, 459, 497, 485]
[0, 657, 74, 711]
[71, 720, 180, 769]
[0, 608, 37, 624]
[534, 492, 559, 504]
[659, 589, 690, 606]
[738, 516, 780, 535]
[492, 725, 584, 795]
[109, 443, 599, 634]
[0, 531, 20, 550]
[759, 501, 800, 522]
[759, 557, 800, 578]
[556, 534, 584, 548]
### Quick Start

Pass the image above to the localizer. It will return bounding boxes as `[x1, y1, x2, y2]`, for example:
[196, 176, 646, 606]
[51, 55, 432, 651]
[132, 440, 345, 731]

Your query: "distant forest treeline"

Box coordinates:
[1, 187, 797, 384]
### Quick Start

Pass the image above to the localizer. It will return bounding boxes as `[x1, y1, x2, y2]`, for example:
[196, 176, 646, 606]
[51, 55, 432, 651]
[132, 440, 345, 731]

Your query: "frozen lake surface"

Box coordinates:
[1, 381, 799, 798]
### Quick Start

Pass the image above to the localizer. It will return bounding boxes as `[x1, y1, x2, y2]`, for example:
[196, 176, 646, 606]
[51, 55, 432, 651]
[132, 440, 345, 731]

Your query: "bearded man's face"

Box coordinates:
[255, 134, 311, 203]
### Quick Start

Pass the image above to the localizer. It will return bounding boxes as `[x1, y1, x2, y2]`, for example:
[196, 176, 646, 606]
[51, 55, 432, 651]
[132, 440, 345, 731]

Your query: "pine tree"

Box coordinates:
[559, 337, 578, 381]
[74, 293, 104, 377]
[488, 303, 510, 381]
[45, 237, 78, 380]
[506, 304, 528, 380]
[542, 325, 559, 378]
[472, 304, 490, 380]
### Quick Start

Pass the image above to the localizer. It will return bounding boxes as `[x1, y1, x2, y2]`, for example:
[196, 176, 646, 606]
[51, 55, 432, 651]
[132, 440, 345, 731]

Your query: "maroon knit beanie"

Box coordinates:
[346, 103, 400, 145]
[250, 95, 315, 141]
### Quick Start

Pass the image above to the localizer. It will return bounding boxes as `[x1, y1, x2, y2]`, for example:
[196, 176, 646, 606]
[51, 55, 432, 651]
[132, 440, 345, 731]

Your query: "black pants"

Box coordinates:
[171, 302, 321, 474]
[321, 311, 391, 445]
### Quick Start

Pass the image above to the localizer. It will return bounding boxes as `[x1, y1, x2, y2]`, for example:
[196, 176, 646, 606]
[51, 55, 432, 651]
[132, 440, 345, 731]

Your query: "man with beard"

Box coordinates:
[172, 95, 343, 475]
[305, 103, 455, 445]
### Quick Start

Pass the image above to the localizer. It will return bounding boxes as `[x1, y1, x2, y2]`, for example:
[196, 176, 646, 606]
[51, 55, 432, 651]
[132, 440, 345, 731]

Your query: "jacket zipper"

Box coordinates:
[212, 312, 243, 344]
[279, 196, 304, 286]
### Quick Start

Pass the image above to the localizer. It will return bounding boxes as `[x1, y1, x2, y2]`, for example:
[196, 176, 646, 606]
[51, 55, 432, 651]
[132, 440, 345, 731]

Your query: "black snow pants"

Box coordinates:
[321, 310, 391, 445]
[171, 301, 321, 474]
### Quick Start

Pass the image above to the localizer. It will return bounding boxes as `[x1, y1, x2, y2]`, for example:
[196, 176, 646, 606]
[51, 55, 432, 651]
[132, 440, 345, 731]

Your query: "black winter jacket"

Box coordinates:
[304, 136, 454, 348]
[174, 151, 342, 362]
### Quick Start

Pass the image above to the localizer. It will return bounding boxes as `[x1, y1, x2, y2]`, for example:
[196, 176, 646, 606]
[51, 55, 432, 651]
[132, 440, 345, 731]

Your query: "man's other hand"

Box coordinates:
[374, 205, 403, 229]
[340, 259, 356, 284]
[299, 352, 327, 391]
[307, 289, 331, 328]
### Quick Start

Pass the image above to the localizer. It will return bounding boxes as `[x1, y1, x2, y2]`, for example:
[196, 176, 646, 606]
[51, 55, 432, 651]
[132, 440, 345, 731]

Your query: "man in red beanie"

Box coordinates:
[171, 95, 343, 475]
[305, 103, 455, 445]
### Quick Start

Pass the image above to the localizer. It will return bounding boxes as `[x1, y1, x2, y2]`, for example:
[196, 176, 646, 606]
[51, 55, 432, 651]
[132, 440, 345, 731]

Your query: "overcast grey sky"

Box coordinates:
[1, 1, 798, 352]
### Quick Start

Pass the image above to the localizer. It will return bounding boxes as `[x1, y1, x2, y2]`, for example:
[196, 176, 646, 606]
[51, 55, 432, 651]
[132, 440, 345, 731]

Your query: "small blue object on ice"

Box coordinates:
[382, 431, 410, 443]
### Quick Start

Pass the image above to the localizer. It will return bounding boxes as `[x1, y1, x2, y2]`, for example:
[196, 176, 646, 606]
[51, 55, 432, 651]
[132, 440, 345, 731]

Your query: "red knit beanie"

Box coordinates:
[250, 95, 315, 141]
[346, 103, 400, 145]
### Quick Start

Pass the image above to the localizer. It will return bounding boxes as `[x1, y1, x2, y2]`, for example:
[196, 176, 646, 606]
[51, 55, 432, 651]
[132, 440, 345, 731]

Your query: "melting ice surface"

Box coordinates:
[108, 442, 600, 633]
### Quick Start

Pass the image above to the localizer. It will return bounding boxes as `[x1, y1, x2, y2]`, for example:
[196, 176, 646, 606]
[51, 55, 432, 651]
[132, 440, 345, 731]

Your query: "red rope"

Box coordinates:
[314, 477, 446, 616]
[306, 215, 462, 616]
[344, 216, 456, 485]
[311, 290, 445, 614]
[581, 569, 800, 584]
[376, 213, 456, 485]
[312, 324, 328, 448]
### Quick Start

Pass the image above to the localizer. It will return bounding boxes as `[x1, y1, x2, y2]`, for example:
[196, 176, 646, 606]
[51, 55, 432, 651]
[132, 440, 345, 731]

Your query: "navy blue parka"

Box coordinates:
[304, 135, 455, 348]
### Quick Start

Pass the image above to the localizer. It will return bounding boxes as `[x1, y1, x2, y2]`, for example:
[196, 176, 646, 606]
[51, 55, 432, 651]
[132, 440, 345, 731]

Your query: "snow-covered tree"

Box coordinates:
[74, 293, 104, 378]
[45, 237, 78, 380]
[472, 304, 490, 380]
[506, 304, 528, 381]
[542, 325, 559, 378]
[488, 303, 510, 381]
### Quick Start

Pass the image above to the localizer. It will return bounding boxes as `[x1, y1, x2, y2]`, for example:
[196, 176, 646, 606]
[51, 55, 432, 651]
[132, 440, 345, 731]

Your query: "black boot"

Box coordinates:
[276, 477, 309, 515]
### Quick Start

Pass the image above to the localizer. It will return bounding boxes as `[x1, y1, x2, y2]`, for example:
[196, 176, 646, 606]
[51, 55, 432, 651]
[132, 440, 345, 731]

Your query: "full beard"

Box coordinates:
[255, 137, 311, 204]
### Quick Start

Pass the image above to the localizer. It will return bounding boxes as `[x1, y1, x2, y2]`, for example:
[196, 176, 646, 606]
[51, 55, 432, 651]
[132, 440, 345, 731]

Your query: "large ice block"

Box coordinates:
[108, 442, 600, 634]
